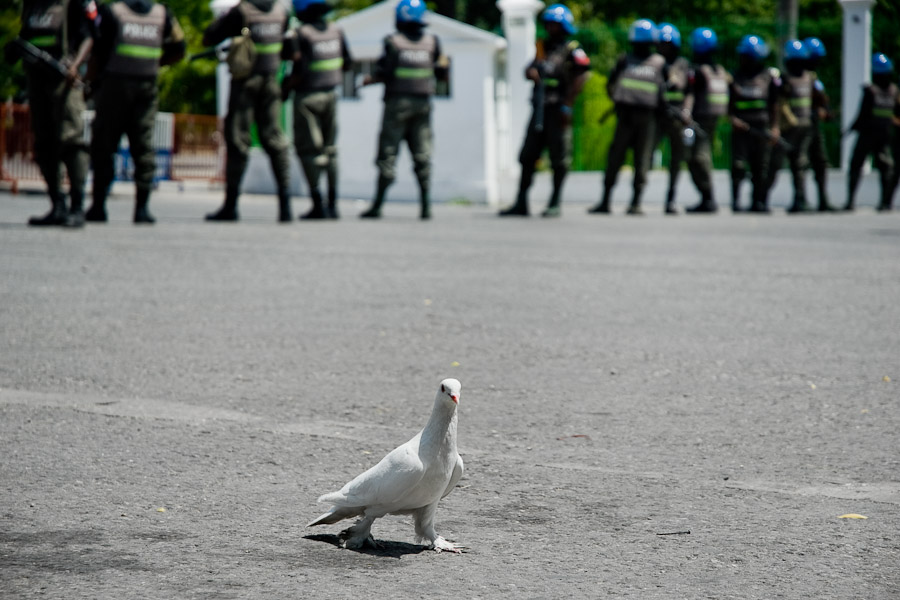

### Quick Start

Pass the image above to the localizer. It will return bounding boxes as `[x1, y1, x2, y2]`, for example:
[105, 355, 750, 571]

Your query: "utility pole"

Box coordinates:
[776, 0, 798, 66]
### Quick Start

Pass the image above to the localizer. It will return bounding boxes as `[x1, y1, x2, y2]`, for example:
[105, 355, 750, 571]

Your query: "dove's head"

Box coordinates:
[438, 378, 461, 405]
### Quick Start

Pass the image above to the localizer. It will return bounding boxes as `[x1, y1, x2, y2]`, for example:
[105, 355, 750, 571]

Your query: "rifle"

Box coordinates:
[5, 38, 82, 88]
[665, 104, 708, 139]
[745, 125, 794, 153]
[189, 43, 230, 63]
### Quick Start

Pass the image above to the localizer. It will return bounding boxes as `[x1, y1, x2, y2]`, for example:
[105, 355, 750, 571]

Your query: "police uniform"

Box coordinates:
[283, 19, 351, 219]
[360, 28, 447, 220]
[18, 0, 94, 227]
[846, 82, 900, 211]
[590, 51, 666, 214]
[729, 66, 779, 212]
[204, 0, 292, 222]
[500, 37, 590, 217]
[683, 62, 730, 212]
[766, 68, 814, 213]
[86, 0, 184, 224]
[808, 74, 834, 210]
[656, 55, 690, 213]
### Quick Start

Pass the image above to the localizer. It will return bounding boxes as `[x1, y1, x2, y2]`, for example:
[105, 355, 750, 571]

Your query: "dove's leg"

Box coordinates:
[339, 516, 378, 549]
[413, 504, 462, 554]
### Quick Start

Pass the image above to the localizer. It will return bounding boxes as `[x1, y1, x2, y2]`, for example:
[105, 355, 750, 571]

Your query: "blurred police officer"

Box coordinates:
[729, 34, 779, 213]
[204, 0, 293, 222]
[682, 27, 730, 213]
[845, 53, 900, 212]
[359, 0, 448, 220]
[282, 0, 352, 220]
[654, 23, 689, 215]
[85, 0, 185, 224]
[12, 0, 95, 227]
[766, 40, 813, 214]
[804, 37, 836, 211]
[589, 19, 665, 216]
[499, 4, 590, 218]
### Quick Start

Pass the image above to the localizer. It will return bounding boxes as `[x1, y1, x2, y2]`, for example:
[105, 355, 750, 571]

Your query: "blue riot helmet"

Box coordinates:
[542, 4, 575, 36]
[783, 39, 809, 61]
[690, 27, 718, 54]
[804, 37, 826, 59]
[628, 19, 658, 44]
[396, 0, 426, 25]
[293, 0, 326, 13]
[737, 35, 770, 60]
[658, 23, 681, 48]
[872, 53, 894, 75]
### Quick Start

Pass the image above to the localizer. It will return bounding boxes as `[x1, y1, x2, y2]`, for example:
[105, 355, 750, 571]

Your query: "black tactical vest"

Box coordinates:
[692, 63, 729, 118]
[239, 1, 287, 75]
[295, 23, 344, 92]
[781, 71, 812, 127]
[104, 2, 166, 78]
[664, 57, 690, 108]
[385, 32, 437, 97]
[867, 83, 900, 129]
[611, 53, 665, 109]
[21, 0, 67, 58]
[732, 68, 773, 125]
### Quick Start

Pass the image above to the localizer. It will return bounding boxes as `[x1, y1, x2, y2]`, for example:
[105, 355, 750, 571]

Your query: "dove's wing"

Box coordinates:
[322, 438, 426, 508]
[441, 453, 464, 499]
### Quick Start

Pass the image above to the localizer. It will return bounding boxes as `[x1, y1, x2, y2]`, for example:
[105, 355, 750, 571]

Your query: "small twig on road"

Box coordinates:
[656, 531, 691, 536]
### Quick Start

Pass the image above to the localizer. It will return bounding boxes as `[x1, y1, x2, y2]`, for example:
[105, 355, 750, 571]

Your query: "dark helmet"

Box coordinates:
[737, 35, 769, 60]
[658, 23, 681, 48]
[690, 27, 717, 54]
[628, 19, 658, 44]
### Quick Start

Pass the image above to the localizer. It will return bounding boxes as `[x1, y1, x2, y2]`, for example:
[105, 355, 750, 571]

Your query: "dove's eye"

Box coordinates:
[441, 384, 446, 393]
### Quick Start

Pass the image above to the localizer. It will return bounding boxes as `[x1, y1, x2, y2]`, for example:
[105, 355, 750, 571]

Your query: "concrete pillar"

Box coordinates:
[838, 0, 874, 171]
[496, 0, 544, 187]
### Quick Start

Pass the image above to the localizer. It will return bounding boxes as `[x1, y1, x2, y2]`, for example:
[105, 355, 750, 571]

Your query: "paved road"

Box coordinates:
[1, 173, 899, 598]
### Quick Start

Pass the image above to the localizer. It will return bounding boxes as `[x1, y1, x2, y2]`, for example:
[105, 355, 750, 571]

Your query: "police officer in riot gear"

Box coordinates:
[499, 3, 590, 218]
[359, 0, 448, 220]
[86, 0, 185, 224]
[11, 0, 95, 227]
[845, 53, 900, 212]
[282, 0, 352, 220]
[766, 40, 814, 214]
[683, 27, 730, 213]
[203, 0, 293, 222]
[729, 34, 779, 213]
[804, 37, 835, 211]
[589, 19, 665, 216]
[654, 23, 689, 215]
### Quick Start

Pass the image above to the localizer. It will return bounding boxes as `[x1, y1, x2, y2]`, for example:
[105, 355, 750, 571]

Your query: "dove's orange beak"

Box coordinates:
[450, 394, 459, 403]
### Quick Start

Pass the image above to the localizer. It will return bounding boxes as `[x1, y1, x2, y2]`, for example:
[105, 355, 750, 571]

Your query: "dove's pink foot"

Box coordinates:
[430, 536, 463, 553]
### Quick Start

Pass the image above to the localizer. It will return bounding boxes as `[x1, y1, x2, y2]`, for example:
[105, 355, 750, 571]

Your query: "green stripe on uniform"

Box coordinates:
[395, 67, 433, 79]
[789, 97, 811, 107]
[116, 44, 163, 59]
[620, 78, 659, 94]
[872, 108, 894, 118]
[28, 35, 58, 48]
[735, 99, 767, 110]
[254, 42, 282, 54]
[708, 93, 728, 105]
[665, 91, 685, 101]
[310, 57, 343, 72]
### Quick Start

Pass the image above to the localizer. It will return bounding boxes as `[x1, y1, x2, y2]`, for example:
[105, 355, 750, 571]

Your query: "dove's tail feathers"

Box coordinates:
[306, 506, 361, 527]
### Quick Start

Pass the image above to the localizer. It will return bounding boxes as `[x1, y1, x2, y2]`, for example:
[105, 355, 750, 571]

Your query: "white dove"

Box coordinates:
[307, 378, 465, 553]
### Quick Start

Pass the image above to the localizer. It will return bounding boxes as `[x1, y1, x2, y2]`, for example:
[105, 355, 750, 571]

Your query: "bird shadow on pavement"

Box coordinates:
[304, 534, 427, 559]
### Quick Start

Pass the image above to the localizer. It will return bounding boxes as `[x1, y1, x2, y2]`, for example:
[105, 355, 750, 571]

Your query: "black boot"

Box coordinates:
[626, 196, 644, 215]
[664, 190, 678, 215]
[299, 190, 326, 220]
[133, 188, 155, 224]
[29, 191, 68, 226]
[687, 191, 717, 214]
[206, 185, 239, 221]
[499, 190, 529, 216]
[64, 188, 85, 228]
[361, 176, 390, 219]
[541, 168, 566, 217]
[419, 185, 431, 220]
[326, 184, 339, 219]
[587, 189, 612, 214]
[278, 189, 293, 222]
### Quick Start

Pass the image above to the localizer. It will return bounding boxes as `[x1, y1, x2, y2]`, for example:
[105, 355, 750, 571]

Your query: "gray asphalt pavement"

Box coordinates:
[1, 171, 899, 599]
